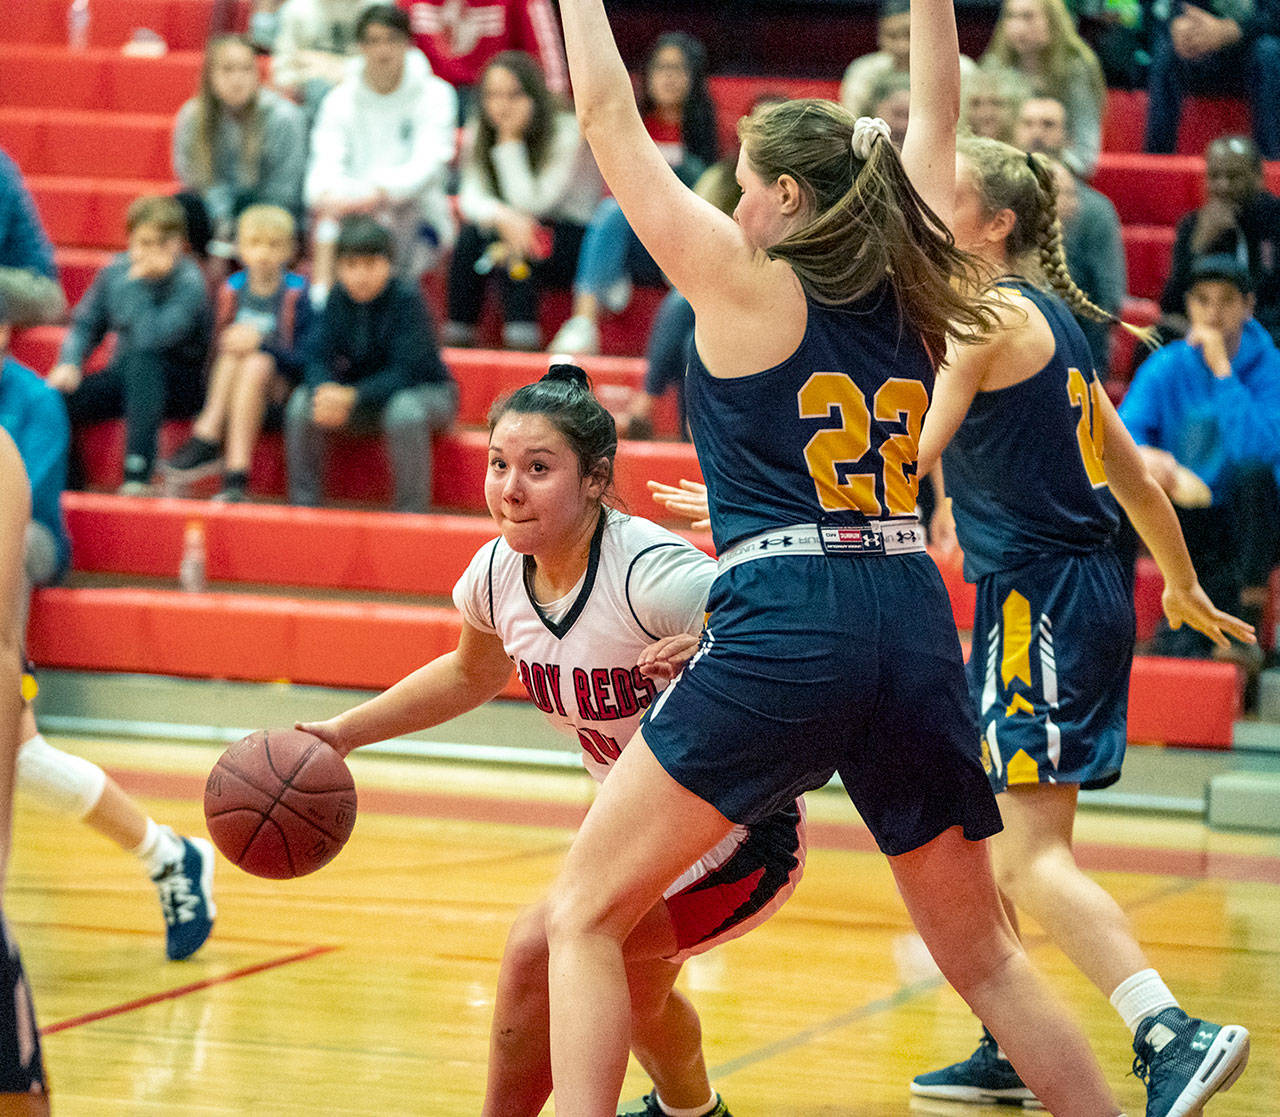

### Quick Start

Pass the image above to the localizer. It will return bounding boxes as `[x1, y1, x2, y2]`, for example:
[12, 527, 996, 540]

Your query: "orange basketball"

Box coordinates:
[204, 728, 357, 879]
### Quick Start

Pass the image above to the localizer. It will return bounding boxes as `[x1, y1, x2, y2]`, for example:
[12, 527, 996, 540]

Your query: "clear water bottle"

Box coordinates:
[180, 520, 207, 593]
[67, 0, 91, 50]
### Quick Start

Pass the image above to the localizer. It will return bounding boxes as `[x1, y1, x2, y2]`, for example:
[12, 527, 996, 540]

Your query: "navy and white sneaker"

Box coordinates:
[1132, 1008, 1249, 1117]
[619, 1091, 732, 1117]
[152, 833, 216, 960]
[910, 1027, 1043, 1108]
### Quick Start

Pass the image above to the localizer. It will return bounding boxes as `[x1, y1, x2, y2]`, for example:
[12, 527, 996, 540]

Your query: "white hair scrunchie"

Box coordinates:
[851, 116, 892, 160]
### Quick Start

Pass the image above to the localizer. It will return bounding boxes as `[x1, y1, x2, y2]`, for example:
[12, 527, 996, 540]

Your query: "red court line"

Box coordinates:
[41, 944, 337, 1035]
[106, 767, 1280, 884]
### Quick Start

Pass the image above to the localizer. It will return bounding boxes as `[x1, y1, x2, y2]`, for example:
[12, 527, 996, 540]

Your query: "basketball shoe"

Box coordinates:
[152, 833, 216, 960]
[1131, 1007, 1249, 1117]
[910, 1026, 1043, 1107]
[620, 1091, 732, 1116]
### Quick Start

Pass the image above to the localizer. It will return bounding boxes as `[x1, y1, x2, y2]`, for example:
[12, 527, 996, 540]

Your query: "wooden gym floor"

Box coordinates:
[5, 733, 1278, 1115]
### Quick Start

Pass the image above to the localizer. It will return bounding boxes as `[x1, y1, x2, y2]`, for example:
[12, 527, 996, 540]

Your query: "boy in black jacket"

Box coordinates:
[284, 216, 456, 512]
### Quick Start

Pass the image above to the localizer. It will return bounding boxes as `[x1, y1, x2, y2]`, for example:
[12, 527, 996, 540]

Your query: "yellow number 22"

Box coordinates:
[1067, 367, 1107, 487]
[797, 373, 929, 517]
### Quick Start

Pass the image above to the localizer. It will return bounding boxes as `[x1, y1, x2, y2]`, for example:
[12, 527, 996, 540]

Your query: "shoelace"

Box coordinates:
[155, 865, 199, 925]
[1131, 1051, 1153, 1086]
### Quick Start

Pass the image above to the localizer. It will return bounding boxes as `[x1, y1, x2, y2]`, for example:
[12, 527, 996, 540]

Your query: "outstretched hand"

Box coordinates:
[637, 633, 701, 681]
[647, 478, 710, 529]
[1161, 582, 1256, 649]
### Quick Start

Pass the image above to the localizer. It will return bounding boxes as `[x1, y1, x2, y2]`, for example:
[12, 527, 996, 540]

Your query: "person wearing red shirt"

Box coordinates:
[398, 0, 568, 111]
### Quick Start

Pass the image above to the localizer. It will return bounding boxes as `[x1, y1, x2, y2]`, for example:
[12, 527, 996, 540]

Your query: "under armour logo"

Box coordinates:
[1191, 1027, 1216, 1052]
[758, 536, 793, 550]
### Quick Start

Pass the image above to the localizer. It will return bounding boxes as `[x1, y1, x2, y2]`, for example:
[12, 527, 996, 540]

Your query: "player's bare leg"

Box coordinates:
[224, 352, 276, 474]
[890, 826, 1120, 1116]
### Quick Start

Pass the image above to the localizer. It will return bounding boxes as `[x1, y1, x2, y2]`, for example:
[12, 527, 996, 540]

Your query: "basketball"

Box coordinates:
[204, 728, 358, 879]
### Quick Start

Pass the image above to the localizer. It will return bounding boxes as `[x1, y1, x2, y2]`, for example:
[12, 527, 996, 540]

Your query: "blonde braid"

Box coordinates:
[1026, 153, 1159, 352]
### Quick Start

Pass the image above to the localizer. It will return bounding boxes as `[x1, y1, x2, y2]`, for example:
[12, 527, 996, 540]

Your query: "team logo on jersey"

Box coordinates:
[408, 0, 506, 55]
[819, 525, 885, 555]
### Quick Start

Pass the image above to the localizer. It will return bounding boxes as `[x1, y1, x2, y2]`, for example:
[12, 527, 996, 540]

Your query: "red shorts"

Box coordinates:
[663, 798, 805, 963]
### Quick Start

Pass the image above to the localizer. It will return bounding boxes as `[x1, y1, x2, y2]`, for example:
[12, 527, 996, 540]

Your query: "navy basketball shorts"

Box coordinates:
[0, 915, 46, 1097]
[968, 547, 1135, 792]
[642, 551, 1002, 858]
[663, 798, 805, 962]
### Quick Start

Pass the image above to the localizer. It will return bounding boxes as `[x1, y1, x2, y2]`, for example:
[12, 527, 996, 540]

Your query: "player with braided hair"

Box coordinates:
[910, 134, 1254, 1116]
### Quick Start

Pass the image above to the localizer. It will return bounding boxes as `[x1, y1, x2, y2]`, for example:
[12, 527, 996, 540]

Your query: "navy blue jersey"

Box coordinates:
[685, 283, 935, 552]
[942, 279, 1119, 580]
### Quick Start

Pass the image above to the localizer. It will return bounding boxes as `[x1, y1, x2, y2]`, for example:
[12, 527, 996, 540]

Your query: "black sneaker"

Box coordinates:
[163, 436, 223, 483]
[619, 1092, 731, 1117]
[1132, 1007, 1249, 1117]
[910, 1027, 1041, 1107]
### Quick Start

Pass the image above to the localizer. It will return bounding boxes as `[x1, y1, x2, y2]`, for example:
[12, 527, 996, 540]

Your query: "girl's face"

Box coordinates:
[647, 45, 692, 112]
[481, 65, 534, 138]
[732, 148, 794, 252]
[950, 155, 993, 255]
[209, 41, 258, 112]
[1002, 0, 1051, 59]
[965, 89, 1013, 141]
[486, 413, 603, 556]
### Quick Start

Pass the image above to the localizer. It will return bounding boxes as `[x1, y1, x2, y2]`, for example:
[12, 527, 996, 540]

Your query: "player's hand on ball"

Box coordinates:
[647, 478, 710, 529]
[638, 633, 700, 681]
[1161, 581, 1256, 649]
[295, 718, 352, 757]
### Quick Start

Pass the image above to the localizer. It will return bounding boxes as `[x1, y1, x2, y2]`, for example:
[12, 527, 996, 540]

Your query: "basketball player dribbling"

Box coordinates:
[299, 367, 804, 1117]
[540, 0, 1125, 1113]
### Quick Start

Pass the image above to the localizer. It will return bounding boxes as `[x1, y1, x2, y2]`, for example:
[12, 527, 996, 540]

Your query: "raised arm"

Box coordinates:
[900, 0, 963, 226]
[557, 0, 749, 307]
[298, 622, 514, 756]
[916, 332, 992, 476]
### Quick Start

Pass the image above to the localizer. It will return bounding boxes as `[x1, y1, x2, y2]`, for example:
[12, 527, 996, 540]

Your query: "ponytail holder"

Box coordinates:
[851, 116, 891, 160]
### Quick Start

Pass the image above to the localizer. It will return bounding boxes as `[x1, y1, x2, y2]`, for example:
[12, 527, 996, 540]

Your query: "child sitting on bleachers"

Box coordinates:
[283, 215, 456, 513]
[46, 196, 213, 494]
[161, 205, 311, 503]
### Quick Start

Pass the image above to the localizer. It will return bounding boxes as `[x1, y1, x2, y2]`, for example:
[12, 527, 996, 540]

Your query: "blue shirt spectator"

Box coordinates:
[0, 150, 66, 327]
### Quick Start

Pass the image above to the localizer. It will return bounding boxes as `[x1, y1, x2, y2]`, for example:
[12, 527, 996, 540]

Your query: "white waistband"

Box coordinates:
[717, 518, 926, 574]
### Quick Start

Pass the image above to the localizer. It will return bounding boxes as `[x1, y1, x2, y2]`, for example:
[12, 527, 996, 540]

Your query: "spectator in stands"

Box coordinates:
[173, 35, 307, 256]
[1159, 136, 1280, 347]
[399, 0, 568, 119]
[0, 292, 216, 963]
[0, 150, 66, 328]
[1120, 254, 1280, 660]
[305, 4, 457, 306]
[960, 65, 1029, 144]
[546, 33, 718, 356]
[443, 52, 600, 351]
[249, 0, 288, 53]
[860, 70, 912, 149]
[981, 0, 1107, 176]
[1143, 0, 1280, 158]
[1015, 94, 1126, 372]
[46, 196, 213, 494]
[840, 0, 976, 120]
[272, 0, 377, 119]
[161, 206, 311, 503]
[1067, 0, 1148, 89]
[284, 216, 456, 512]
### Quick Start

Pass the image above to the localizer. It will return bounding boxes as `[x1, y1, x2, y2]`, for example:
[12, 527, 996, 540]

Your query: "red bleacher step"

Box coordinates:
[29, 175, 180, 251]
[0, 44, 203, 114]
[27, 584, 1241, 745]
[0, 108, 175, 182]
[0, 0, 239, 53]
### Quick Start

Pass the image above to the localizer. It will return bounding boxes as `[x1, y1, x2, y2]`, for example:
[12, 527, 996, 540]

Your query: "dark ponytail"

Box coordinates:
[488, 364, 619, 496]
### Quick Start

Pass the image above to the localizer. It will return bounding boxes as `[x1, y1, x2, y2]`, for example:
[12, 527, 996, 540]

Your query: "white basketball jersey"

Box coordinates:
[453, 508, 716, 781]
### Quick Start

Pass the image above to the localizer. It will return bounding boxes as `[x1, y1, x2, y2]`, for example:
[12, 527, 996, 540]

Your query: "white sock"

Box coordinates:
[132, 819, 184, 876]
[1110, 969, 1179, 1036]
[653, 1091, 718, 1117]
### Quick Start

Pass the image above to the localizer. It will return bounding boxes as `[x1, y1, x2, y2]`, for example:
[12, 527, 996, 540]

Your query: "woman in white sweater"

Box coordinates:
[444, 52, 602, 350]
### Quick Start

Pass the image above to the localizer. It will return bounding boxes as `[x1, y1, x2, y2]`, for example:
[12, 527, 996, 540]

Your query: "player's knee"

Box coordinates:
[243, 353, 276, 388]
[17, 735, 106, 818]
[543, 878, 617, 948]
[501, 905, 550, 980]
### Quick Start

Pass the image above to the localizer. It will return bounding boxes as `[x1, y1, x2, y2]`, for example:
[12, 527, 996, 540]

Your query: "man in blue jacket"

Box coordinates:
[1120, 254, 1280, 658]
